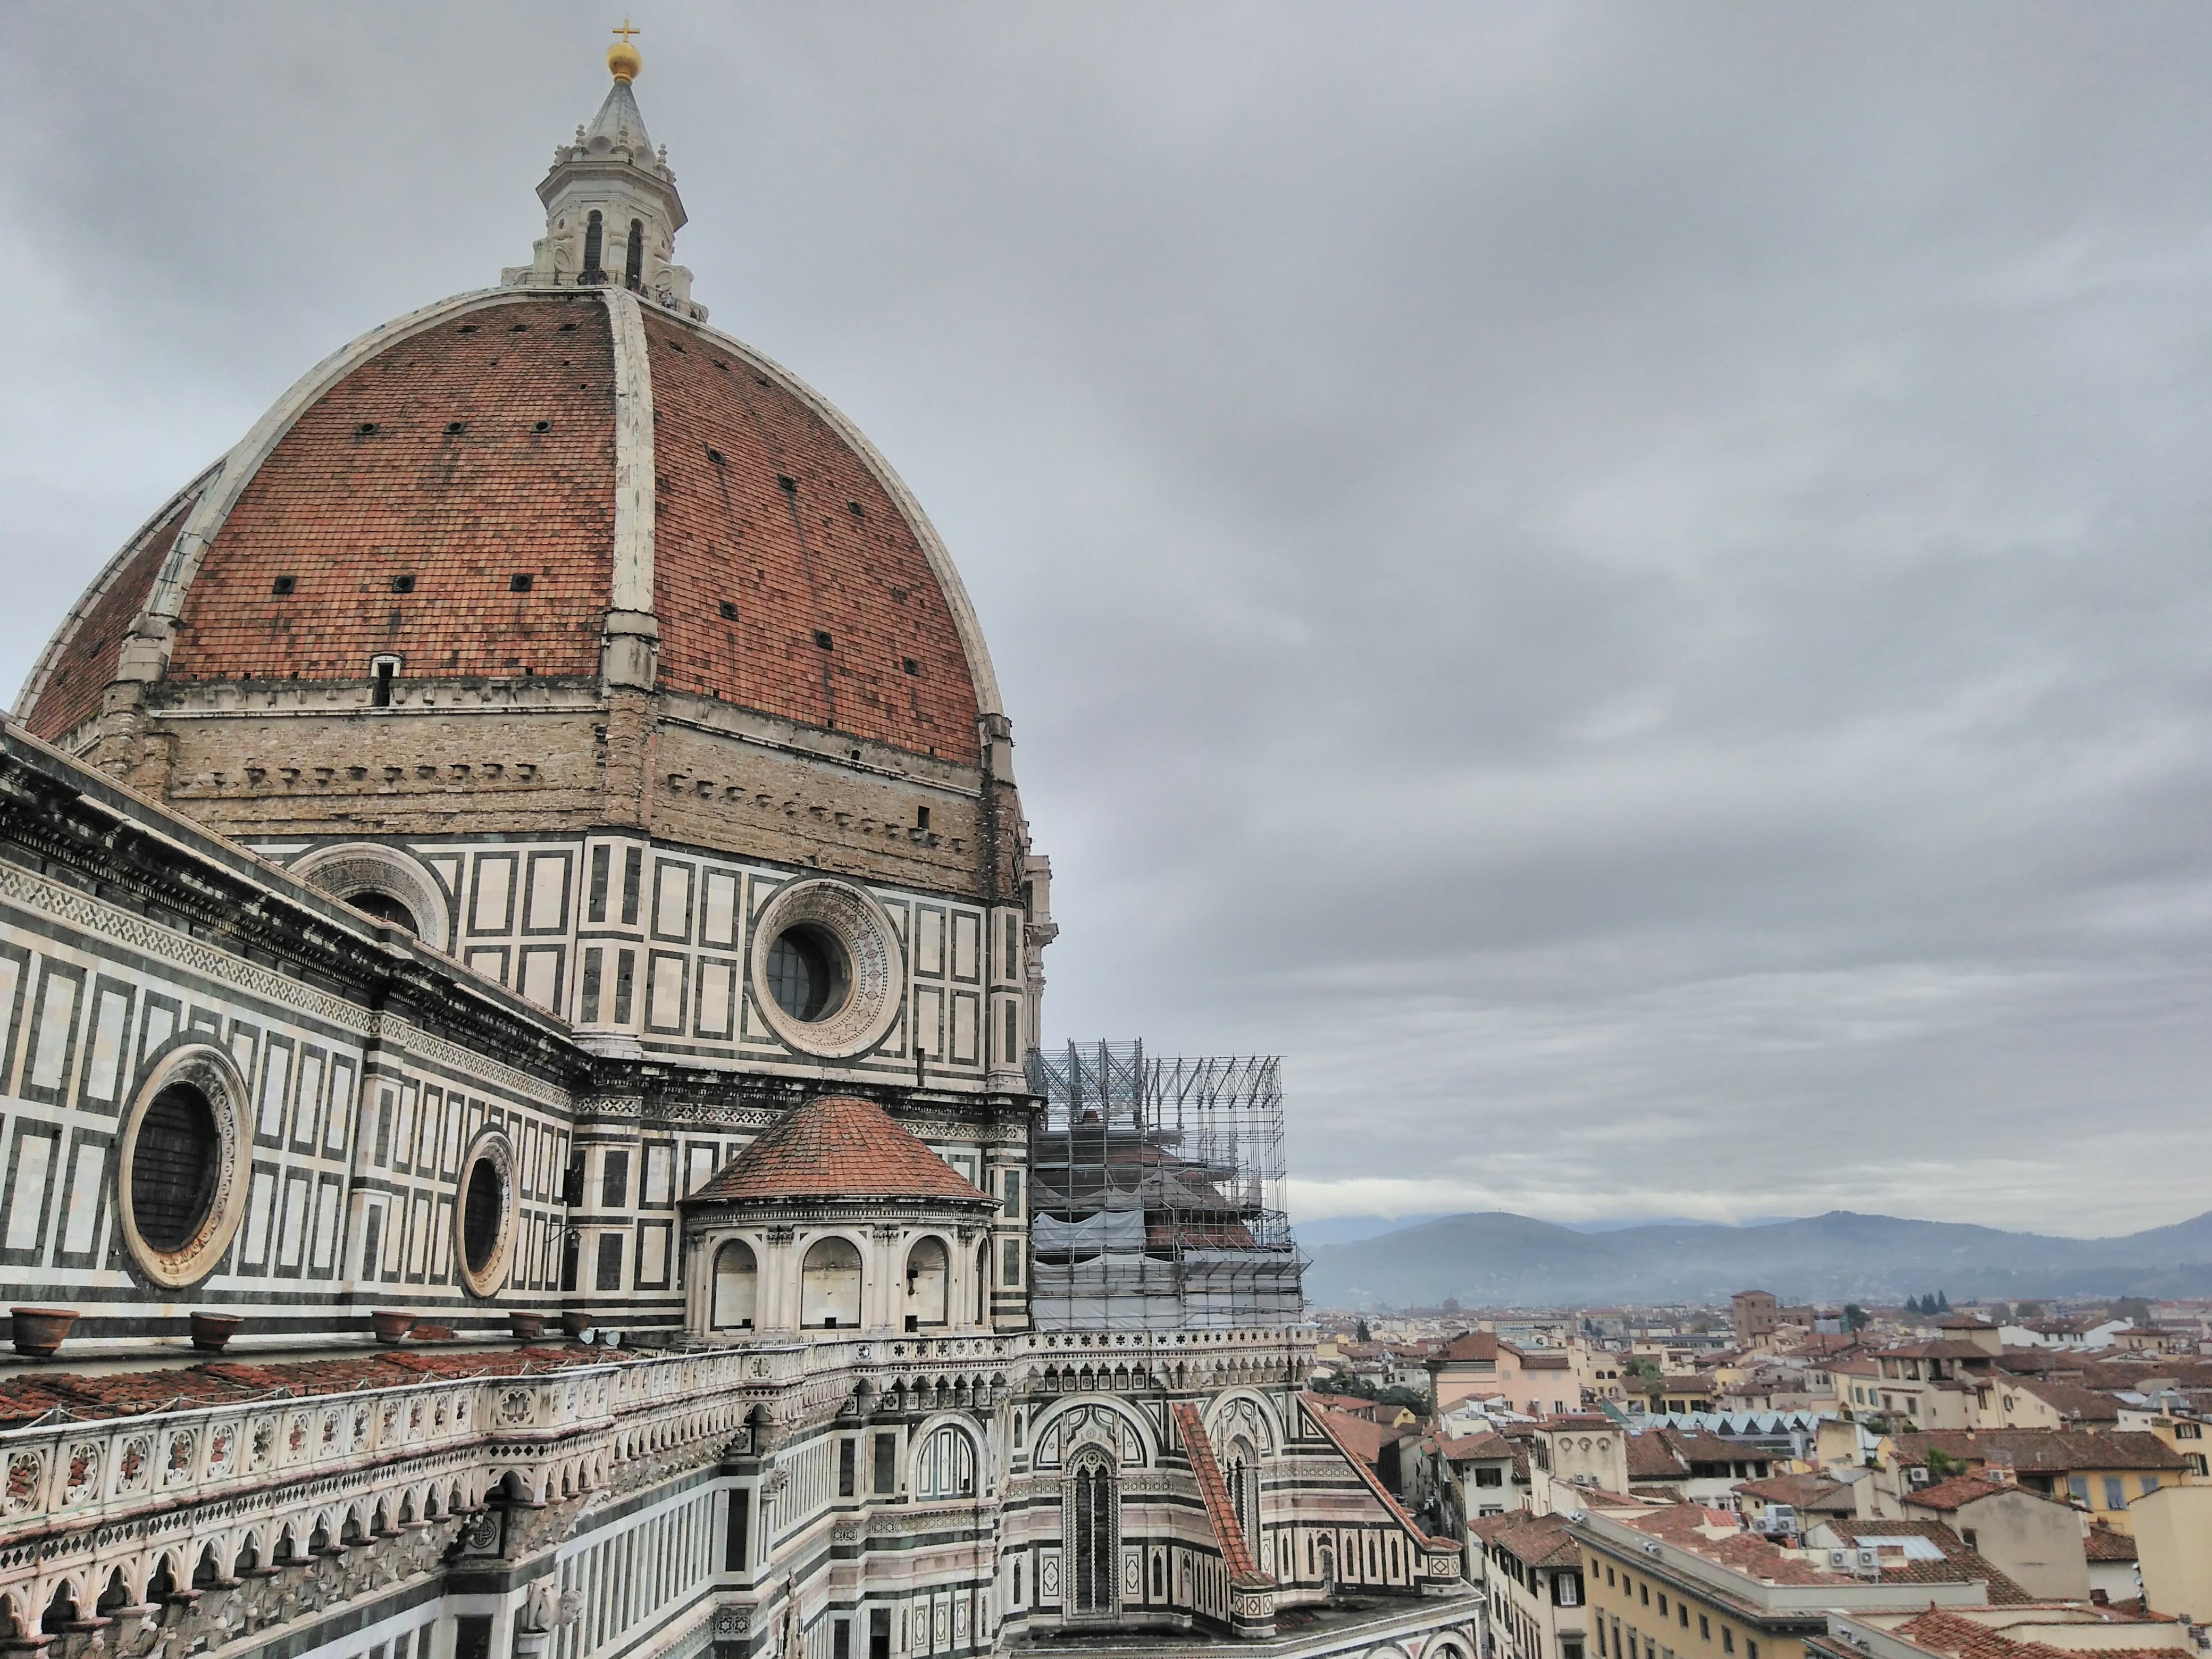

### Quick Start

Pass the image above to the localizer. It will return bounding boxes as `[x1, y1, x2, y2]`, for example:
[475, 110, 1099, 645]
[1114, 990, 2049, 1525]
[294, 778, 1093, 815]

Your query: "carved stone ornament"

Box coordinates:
[116, 1042, 255, 1288]
[748, 876, 904, 1059]
[290, 841, 454, 945]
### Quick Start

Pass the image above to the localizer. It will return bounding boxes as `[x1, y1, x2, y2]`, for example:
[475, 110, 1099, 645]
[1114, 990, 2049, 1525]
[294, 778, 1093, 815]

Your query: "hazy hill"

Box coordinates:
[1300, 1208, 2212, 1310]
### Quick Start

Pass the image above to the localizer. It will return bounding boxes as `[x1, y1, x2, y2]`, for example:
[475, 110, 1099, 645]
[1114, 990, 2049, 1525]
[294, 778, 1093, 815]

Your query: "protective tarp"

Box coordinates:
[1030, 1210, 1147, 1259]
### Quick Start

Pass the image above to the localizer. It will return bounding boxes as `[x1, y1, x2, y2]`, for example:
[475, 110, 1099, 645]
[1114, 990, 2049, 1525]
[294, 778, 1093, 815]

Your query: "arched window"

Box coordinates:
[1064, 1448, 1119, 1619]
[625, 220, 644, 289]
[904, 1236, 948, 1329]
[914, 1424, 977, 1499]
[1226, 1437, 1259, 1551]
[713, 1240, 758, 1329]
[582, 211, 605, 281]
[800, 1236, 862, 1328]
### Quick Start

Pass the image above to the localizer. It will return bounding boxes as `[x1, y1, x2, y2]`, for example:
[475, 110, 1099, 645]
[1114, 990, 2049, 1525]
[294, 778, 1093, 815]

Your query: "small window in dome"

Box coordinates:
[510, 574, 534, 593]
[356, 422, 378, 437]
[457, 324, 478, 334]
[558, 322, 579, 333]
[777, 475, 798, 495]
[509, 323, 529, 333]
[391, 574, 414, 594]
[719, 601, 739, 621]
[534, 420, 552, 433]
[705, 448, 725, 466]
[271, 576, 296, 597]
[445, 421, 467, 435]
[890, 587, 908, 604]
[902, 658, 919, 676]
[848, 501, 864, 518]
[814, 631, 833, 651]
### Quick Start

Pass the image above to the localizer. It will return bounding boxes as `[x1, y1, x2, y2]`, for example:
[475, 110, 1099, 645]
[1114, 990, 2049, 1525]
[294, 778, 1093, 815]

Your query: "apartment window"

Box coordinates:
[1722, 1632, 1733, 1655]
[1961, 1530, 1978, 1550]
[1598, 1624, 1608, 1658]
[2068, 1476, 2091, 1504]
[1563, 1644, 1583, 1659]
[1747, 1643, 1758, 1659]
[1679, 1606, 1689, 1630]
[2141, 1475, 2164, 1497]
[1557, 1573, 1580, 1607]
[1658, 1595, 1668, 1618]
[1477, 1467, 1504, 1488]
[1641, 1585, 1649, 1606]
[1699, 1619, 1710, 1641]
[1606, 1566, 1616, 1587]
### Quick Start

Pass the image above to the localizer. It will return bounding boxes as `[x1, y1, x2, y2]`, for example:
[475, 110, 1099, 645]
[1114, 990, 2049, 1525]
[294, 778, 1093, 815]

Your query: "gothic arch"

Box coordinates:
[1028, 1395, 1156, 1470]
[1204, 1388, 1284, 1454]
[1062, 1447, 1120, 1621]
[291, 842, 453, 948]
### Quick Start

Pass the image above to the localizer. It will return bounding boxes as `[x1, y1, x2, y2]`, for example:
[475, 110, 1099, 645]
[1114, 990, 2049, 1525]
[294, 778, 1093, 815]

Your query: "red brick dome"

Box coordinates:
[16, 288, 1001, 768]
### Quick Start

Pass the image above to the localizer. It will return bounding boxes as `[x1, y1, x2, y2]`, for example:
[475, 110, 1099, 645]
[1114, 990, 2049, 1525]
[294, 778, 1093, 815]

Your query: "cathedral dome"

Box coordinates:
[15, 52, 1002, 780]
[18, 288, 998, 768]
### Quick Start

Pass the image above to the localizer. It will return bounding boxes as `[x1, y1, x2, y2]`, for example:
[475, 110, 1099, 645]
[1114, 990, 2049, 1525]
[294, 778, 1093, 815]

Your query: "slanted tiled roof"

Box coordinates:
[689, 1095, 992, 1205]
[2014, 1381, 2122, 1423]
[1886, 1607, 2176, 1659]
[1826, 1518, 2033, 1603]
[1735, 1473, 1854, 1513]
[2085, 1522, 2138, 1562]
[1437, 1431, 1515, 1463]
[1470, 1511, 1582, 1570]
[1892, 1429, 2189, 1474]
[1319, 1407, 1404, 1470]
[1301, 1394, 1451, 1551]
[1902, 1473, 2014, 1512]
[1170, 1402, 1271, 1589]
[1434, 1330, 1500, 1364]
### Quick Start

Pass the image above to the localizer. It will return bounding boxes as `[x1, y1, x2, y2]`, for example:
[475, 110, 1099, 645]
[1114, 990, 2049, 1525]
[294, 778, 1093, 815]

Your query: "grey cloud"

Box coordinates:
[10, 2, 2212, 1237]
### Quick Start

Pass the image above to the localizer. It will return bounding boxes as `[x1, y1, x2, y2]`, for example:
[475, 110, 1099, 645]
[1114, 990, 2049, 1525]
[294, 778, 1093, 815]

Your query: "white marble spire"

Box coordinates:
[502, 27, 703, 319]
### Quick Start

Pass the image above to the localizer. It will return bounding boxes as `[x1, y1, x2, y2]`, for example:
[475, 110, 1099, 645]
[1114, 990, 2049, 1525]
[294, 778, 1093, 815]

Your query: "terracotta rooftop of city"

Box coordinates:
[688, 1094, 993, 1205]
[1879, 1607, 2177, 1659]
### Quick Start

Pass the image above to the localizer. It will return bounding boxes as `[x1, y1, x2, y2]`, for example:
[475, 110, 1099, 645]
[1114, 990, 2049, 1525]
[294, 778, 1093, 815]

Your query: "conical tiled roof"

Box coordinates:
[691, 1095, 992, 1205]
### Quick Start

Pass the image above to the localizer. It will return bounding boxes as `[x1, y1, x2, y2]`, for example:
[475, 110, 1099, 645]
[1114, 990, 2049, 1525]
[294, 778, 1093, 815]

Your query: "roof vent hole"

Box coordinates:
[356, 422, 378, 437]
[533, 420, 552, 433]
[271, 575, 296, 597]
[719, 600, 739, 622]
[777, 475, 798, 495]
[902, 657, 919, 676]
[847, 501, 864, 518]
[705, 448, 725, 466]
[814, 631, 833, 650]
[510, 573, 534, 593]
[445, 421, 467, 435]
[391, 574, 415, 594]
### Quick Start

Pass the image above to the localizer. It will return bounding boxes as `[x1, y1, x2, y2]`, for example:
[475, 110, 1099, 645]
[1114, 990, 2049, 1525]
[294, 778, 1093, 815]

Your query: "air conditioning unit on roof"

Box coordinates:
[1828, 1550, 1848, 1568]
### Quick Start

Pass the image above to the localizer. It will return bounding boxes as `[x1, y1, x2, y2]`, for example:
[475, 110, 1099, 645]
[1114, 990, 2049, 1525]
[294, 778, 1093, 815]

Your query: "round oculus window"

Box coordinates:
[748, 878, 904, 1060]
[131, 1085, 221, 1252]
[766, 924, 851, 1024]
[452, 1129, 518, 1298]
[118, 1045, 253, 1288]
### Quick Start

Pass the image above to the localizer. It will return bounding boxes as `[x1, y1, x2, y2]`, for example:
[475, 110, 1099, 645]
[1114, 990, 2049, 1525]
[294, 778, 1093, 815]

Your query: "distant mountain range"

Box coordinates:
[1298, 1209, 2212, 1311]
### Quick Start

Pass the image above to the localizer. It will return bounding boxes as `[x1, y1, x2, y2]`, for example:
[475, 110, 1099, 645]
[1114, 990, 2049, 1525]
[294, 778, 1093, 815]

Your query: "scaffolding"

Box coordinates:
[1025, 1040, 1303, 1331]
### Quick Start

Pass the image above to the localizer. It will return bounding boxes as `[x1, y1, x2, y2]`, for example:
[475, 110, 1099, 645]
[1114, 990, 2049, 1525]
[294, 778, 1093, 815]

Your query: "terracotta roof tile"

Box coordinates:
[689, 1095, 992, 1205]
[644, 316, 981, 764]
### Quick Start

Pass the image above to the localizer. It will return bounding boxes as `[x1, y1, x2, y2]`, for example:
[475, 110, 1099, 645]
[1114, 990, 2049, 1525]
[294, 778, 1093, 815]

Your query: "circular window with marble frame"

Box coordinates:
[115, 1043, 255, 1289]
[748, 877, 905, 1060]
[454, 1128, 520, 1299]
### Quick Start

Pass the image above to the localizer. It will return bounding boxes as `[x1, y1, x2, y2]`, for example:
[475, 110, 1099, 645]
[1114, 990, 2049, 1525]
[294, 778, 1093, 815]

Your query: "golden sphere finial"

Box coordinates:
[607, 18, 642, 82]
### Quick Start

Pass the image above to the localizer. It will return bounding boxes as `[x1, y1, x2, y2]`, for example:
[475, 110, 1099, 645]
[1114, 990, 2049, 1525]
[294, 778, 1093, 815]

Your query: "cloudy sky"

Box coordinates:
[10, 4, 2212, 1237]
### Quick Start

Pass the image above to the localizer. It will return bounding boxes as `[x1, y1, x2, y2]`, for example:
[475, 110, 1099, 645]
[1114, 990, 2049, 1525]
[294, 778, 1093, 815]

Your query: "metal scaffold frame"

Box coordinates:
[1024, 1040, 1303, 1331]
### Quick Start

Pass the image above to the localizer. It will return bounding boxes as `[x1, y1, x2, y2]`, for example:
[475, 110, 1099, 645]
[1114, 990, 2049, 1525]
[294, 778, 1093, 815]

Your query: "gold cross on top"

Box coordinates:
[612, 19, 642, 46]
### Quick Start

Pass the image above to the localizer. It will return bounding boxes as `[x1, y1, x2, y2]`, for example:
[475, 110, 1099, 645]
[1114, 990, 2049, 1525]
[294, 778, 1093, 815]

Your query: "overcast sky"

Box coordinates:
[11, 4, 2212, 1238]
